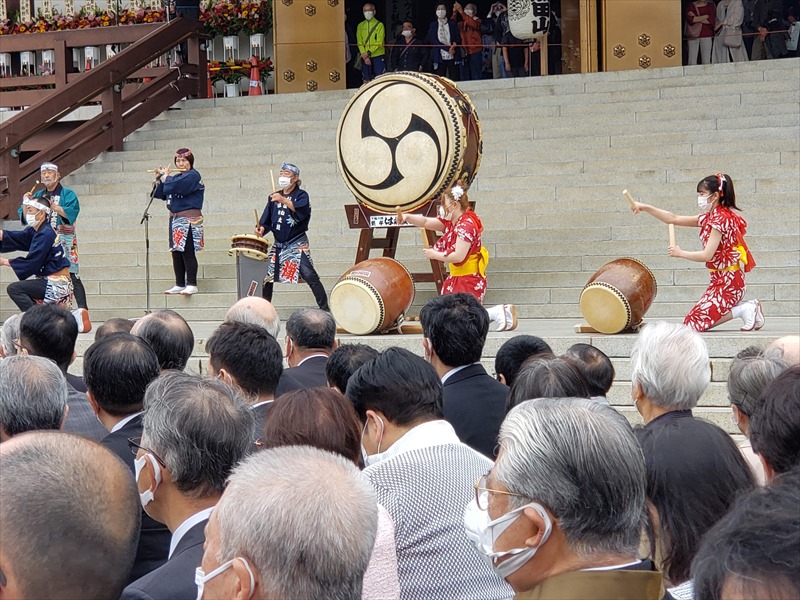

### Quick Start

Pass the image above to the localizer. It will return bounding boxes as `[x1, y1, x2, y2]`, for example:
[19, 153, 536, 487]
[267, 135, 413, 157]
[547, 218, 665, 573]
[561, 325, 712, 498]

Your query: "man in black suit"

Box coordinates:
[205, 321, 283, 436]
[0, 431, 140, 599]
[121, 372, 255, 600]
[419, 293, 506, 458]
[275, 308, 337, 397]
[84, 332, 170, 583]
[131, 309, 194, 372]
[19, 303, 106, 440]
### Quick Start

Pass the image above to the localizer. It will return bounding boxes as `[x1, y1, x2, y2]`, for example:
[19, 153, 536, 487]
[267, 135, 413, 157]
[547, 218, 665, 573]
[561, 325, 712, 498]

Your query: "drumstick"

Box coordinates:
[623, 189, 637, 210]
[28, 180, 40, 194]
[669, 224, 676, 247]
[270, 169, 276, 193]
[253, 209, 259, 228]
[395, 206, 405, 224]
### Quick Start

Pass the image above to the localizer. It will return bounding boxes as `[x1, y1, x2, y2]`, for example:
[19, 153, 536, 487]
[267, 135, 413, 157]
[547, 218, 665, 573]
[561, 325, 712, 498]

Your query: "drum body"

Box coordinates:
[229, 234, 270, 261]
[330, 257, 415, 335]
[508, 0, 551, 40]
[337, 72, 482, 213]
[579, 258, 657, 334]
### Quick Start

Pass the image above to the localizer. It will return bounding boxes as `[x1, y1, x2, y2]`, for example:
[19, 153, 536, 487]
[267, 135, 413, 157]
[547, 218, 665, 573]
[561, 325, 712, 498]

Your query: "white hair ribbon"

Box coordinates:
[23, 198, 51, 214]
[451, 185, 465, 200]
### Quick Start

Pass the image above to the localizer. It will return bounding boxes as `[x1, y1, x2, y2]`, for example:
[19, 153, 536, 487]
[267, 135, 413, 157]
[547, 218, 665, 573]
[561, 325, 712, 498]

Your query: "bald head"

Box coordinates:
[225, 297, 281, 339]
[767, 336, 800, 365]
[131, 309, 194, 371]
[0, 432, 140, 598]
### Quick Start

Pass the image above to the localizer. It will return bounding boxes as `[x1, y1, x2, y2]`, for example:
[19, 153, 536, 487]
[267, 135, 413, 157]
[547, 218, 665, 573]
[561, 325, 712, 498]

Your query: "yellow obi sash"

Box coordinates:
[710, 265, 741, 273]
[449, 246, 489, 277]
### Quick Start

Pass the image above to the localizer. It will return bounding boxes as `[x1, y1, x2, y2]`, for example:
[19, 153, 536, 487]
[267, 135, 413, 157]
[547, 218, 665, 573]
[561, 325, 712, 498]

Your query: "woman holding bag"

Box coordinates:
[686, 0, 716, 65]
[712, 0, 749, 63]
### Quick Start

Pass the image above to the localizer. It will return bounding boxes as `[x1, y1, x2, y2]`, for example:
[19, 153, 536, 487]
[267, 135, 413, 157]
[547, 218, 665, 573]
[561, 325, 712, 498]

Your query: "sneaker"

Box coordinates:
[181, 285, 198, 296]
[73, 308, 92, 334]
[164, 285, 185, 295]
[503, 304, 519, 331]
[739, 300, 757, 332]
[753, 299, 765, 330]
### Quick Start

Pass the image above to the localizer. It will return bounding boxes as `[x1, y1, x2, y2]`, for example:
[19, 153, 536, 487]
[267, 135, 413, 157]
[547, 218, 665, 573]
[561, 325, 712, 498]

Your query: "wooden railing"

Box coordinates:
[0, 18, 208, 219]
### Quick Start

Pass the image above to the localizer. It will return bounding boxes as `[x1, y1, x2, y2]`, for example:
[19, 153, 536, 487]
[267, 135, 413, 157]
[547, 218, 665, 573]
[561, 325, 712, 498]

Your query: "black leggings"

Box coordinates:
[172, 225, 198, 287]
[262, 253, 328, 310]
[71, 273, 88, 309]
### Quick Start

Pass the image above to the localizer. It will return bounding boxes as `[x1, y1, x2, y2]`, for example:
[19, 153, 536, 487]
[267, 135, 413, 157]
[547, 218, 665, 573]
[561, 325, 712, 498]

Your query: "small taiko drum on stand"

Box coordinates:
[228, 234, 270, 261]
[331, 257, 415, 335]
[579, 258, 658, 334]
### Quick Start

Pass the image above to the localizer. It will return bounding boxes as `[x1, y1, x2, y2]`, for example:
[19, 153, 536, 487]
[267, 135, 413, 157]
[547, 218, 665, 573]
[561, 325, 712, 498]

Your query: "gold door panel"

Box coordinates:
[276, 42, 346, 93]
[602, 0, 681, 71]
[274, 0, 345, 45]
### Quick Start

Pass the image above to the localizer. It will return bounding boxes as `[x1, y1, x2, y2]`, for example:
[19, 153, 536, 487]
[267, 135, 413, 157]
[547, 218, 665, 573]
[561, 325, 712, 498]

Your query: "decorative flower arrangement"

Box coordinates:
[0, 7, 118, 35]
[200, 0, 272, 38]
[117, 6, 166, 25]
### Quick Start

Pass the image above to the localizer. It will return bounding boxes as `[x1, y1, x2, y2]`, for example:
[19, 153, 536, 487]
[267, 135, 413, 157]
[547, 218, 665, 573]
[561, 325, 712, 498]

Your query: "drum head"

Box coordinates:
[330, 279, 384, 335]
[337, 72, 480, 213]
[579, 284, 632, 334]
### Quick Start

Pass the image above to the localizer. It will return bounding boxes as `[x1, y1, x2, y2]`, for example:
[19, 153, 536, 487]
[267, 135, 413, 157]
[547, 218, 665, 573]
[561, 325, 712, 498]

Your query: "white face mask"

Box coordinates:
[25, 214, 39, 227]
[402, 29, 413, 37]
[436, 9, 447, 18]
[465, 8, 475, 15]
[134, 454, 162, 508]
[463, 497, 553, 580]
[195, 558, 255, 600]
[697, 195, 713, 211]
[363, 10, 374, 20]
[360, 415, 386, 467]
[278, 176, 292, 189]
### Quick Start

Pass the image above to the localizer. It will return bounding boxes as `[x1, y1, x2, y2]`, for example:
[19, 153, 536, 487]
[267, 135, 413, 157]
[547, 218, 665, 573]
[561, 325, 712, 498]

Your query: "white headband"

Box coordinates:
[40, 163, 58, 173]
[23, 198, 51, 214]
[451, 185, 464, 200]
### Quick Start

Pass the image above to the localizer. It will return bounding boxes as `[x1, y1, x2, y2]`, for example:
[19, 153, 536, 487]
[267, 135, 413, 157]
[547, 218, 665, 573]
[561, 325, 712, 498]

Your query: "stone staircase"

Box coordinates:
[2, 59, 798, 431]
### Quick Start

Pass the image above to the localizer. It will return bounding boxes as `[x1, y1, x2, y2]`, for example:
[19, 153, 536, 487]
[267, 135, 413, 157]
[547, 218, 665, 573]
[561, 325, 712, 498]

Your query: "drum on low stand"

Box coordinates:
[229, 234, 271, 299]
[330, 257, 415, 335]
[579, 257, 657, 334]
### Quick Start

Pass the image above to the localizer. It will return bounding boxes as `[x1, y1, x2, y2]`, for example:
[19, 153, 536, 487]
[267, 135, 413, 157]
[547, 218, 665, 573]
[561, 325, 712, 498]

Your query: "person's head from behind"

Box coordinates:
[766, 335, 800, 365]
[727, 347, 788, 436]
[749, 365, 800, 482]
[0, 313, 22, 358]
[263, 387, 362, 466]
[130, 309, 194, 371]
[494, 335, 553, 386]
[692, 467, 800, 600]
[198, 446, 378, 600]
[562, 343, 615, 398]
[205, 321, 283, 402]
[346, 347, 443, 460]
[0, 432, 140, 599]
[224, 297, 281, 340]
[697, 173, 739, 211]
[507, 356, 590, 410]
[84, 333, 160, 422]
[419, 292, 488, 369]
[0, 355, 68, 441]
[136, 372, 255, 523]
[630, 321, 710, 422]
[284, 308, 336, 367]
[94, 317, 134, 341]
[636, 417, 756, 586]
[326, 343, 380, 393]
[487, 398, 646, 591]
[19, 303, 78, 372]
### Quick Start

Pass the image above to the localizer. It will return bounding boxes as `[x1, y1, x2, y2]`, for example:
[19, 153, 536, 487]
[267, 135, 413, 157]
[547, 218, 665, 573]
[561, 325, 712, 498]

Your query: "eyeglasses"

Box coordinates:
[11, 338, 27, 355]
[474, 472, 530, 511]
[127, 437, 166, 467]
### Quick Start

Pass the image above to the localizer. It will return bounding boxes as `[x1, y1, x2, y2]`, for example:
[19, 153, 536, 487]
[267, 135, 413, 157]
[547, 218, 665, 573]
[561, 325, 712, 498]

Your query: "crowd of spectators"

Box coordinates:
[1, 297, 798, 600]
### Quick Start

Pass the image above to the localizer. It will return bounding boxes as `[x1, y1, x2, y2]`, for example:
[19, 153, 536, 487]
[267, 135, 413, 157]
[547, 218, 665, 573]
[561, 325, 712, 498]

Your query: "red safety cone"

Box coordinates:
[248, 56, 262, 96]
[85, 57, 92, 71]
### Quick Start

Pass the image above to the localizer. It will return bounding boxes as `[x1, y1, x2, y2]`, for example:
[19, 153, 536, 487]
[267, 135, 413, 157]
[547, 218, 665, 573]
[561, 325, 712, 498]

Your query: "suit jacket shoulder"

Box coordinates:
[101, 415, 143, 473]
[62, 386, 108, 442]
[121, 521, 207, 600]
[275, 355, 329, 397]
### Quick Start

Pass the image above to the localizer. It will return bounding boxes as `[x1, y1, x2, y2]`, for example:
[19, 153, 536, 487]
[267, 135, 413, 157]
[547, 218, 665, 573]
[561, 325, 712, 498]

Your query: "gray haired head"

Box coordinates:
[215, 445, 378, 600]
[1, 313, 22, 357]
[728, 347, 789, 418]
[0, 355, 68, 438]
[630, 321, 710, 411]
[494, 398, 646, 557]
[141, 372, 255, 498]
[224, 300, 281, 339]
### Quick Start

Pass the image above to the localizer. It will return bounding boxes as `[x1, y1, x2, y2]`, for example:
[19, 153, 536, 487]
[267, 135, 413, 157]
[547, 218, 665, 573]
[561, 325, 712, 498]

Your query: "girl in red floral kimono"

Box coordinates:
[632, 173, 762, 332]
[399, 183, 518, 331]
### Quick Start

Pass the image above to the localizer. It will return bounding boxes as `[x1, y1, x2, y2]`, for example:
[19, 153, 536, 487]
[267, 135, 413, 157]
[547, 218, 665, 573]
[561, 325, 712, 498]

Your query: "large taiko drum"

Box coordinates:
[579, 258, 657, 334]
[229, 234, 270, 261]
[336, 72, 482, 213]
[330, 257, 415, 335]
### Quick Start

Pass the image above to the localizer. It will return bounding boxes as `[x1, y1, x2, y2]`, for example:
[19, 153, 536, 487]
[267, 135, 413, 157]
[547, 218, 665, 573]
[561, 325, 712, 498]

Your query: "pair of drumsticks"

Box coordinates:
[251, 169, 280, 230]
[623, 189, 676, 247]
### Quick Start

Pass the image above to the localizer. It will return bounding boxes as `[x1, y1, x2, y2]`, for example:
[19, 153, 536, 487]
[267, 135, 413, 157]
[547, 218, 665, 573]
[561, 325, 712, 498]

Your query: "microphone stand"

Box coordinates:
[141, 178, 160, 315]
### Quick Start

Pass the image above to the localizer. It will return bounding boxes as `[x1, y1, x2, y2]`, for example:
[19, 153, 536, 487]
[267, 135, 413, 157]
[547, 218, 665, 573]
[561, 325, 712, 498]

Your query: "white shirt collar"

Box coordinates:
[440, 363, 474, 385]
[252, 399, 273, 409]
[169, 507, 214, 559]
[367, 420, 462, 467]
[582, 559, 642, 572]
[296, 353, 328, 367]
[110, 411, 142, 433]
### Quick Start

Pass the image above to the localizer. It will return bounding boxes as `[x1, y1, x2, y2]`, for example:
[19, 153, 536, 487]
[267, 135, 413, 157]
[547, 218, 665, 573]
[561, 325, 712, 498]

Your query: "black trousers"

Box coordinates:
[262, 253, 329, 311]
[171, 225, 199, 287]
[7, 278, 48, 312]
[71, 273, 88, 309]
[434, 60, 460, 81]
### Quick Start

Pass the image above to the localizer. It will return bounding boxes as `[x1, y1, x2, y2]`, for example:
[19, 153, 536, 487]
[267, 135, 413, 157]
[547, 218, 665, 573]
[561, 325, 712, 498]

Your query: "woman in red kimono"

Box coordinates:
[399, 183, 518, 331]
[632, 173, 762, 332]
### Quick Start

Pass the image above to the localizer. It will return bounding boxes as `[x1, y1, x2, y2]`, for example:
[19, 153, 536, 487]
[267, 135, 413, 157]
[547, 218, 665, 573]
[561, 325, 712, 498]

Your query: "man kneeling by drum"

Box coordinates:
[256, 163, 329, 311]
[399, 183, 517, 331]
